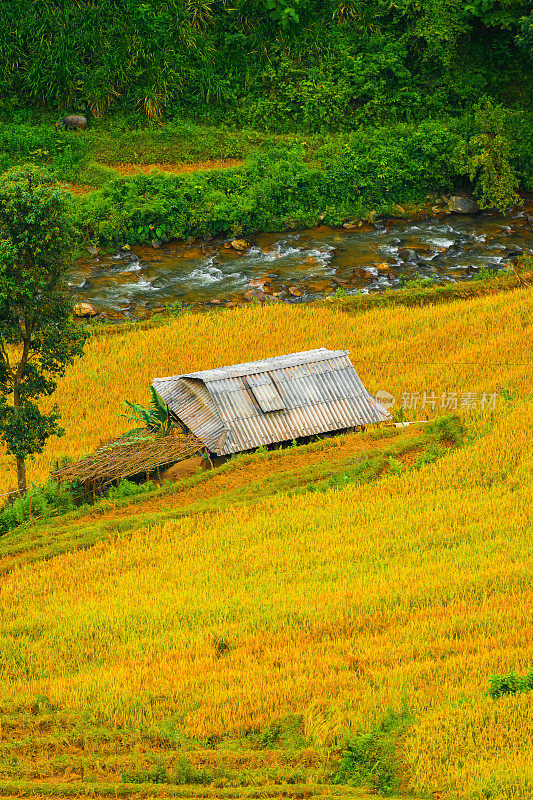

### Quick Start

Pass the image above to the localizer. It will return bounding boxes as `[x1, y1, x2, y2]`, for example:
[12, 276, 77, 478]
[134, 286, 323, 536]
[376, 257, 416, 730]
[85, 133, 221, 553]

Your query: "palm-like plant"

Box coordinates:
[120, 386, 172, 436]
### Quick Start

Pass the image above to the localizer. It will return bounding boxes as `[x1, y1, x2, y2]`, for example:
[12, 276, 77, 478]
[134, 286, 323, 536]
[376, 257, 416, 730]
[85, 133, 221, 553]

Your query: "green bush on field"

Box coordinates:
[487, 669, 533, 699]
[122, 756, 216, 785]
[64, 112, 533, 245]
[107, 478, 155, 500]
[0, 482, 77, 534]
[0, 124, 90, 179]
[0, 477, 156, 534]
[332, 708, 411, 795]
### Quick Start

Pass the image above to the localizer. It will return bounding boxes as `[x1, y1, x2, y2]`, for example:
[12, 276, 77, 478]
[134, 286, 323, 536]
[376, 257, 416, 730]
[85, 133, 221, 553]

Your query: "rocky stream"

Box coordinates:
[70, 198, 533, 320]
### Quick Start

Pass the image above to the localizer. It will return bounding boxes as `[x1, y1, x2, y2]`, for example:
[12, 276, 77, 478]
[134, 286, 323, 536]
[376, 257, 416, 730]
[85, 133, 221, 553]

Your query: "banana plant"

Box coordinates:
[120, 386, 172, 436]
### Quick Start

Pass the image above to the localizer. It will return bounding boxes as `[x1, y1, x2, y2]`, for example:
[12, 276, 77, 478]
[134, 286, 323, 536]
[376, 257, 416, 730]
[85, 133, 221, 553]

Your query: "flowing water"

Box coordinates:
[69, 201, 533, 316]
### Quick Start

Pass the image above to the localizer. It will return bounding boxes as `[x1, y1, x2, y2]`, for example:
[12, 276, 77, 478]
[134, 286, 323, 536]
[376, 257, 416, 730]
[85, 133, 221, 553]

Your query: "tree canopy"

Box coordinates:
[0, 165, 86, 493]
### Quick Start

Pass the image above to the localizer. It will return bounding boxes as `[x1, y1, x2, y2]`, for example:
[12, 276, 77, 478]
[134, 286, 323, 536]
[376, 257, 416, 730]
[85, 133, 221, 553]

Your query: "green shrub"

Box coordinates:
[107, 478, 155, 501]
[0, 124, 90, 179]
[454, 99, 522, 212]
[332, 708, 410, 795]
[73, 122, 464, 245]
[0, 482, 77, 533]
[256, 714, 308, 749]
[487, 669, 533, 699]
[122, 756, 218, 786]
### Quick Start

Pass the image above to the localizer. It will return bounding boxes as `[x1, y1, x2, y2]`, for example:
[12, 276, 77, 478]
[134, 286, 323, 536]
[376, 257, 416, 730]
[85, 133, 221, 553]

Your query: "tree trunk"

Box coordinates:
[13, 376, 27, 495]
[16, 455, 27, 494]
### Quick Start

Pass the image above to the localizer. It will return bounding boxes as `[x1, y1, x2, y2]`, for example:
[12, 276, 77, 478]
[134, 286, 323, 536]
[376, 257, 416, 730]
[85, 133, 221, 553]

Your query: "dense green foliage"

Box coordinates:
[0, 2, 531, 243]
[70, 114, 533, 245]
[1, 0, 531, 130]
[332, 709, 411, 795]
[455, 99, 522, 211]
[0, 166, 86, 492]
[0, 481, 76, 534]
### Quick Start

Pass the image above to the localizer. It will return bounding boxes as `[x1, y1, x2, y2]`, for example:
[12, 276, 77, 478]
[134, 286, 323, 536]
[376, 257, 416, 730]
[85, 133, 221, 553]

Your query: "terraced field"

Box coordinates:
[0, 284, 532, 800]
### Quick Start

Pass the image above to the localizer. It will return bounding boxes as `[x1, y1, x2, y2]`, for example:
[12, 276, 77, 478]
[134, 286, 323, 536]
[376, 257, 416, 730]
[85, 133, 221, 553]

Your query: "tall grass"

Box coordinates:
[0, 396, 531, 798]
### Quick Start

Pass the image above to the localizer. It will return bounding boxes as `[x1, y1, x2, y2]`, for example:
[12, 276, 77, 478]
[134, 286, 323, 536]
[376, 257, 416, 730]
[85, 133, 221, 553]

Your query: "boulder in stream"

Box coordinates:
[74, 302, 97, 318]
[447, 196, 480, 214]
[231, 238, 249, 252]
[244, 289, 266, 302]
[398, 248, 419, 263]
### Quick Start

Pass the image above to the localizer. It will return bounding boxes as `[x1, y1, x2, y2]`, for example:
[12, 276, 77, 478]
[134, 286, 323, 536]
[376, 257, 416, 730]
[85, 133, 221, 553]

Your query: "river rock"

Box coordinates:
[74, 302, 97, 317]
[288, 286, 303, 297]
[353, 268, 374, 280]
[506, 244, 523, 256]
[231, 238, 249, 252]
[447, 196, 480, 214]
[244, 289, 266, 302]
[87, 245, 99, 256]
[398, 248, 419, 263]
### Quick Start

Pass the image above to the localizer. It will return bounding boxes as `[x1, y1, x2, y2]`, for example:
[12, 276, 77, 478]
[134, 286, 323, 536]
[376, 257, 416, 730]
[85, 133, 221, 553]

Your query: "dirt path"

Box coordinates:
[109, 159, 243, 176]
[59, 427, 417, 528]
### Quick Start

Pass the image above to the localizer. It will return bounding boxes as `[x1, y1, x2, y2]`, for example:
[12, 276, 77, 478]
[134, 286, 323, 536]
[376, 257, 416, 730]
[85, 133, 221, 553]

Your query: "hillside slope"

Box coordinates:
[0, 287, 532, 799]
[1, 285, 531, 495]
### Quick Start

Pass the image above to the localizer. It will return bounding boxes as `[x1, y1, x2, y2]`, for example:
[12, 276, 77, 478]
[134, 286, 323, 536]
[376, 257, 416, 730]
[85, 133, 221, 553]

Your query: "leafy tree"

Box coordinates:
[517, 11, 533, 53]
[454, 99, 521, 213]
[0, 165, 86, 494]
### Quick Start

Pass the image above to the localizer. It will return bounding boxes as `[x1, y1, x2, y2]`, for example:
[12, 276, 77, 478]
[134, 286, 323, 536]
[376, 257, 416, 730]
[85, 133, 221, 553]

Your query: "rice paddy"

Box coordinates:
[0, 287, 532, 799]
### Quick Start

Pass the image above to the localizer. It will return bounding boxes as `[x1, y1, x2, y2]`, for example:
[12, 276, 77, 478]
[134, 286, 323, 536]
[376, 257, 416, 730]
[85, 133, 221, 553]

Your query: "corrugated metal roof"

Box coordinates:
[153, 349, 390, 455]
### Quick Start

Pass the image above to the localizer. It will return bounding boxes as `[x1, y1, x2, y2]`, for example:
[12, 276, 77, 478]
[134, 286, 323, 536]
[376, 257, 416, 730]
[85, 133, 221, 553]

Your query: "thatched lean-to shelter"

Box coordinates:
[51, 430, 204, 491]
[153, 349, 391, 456]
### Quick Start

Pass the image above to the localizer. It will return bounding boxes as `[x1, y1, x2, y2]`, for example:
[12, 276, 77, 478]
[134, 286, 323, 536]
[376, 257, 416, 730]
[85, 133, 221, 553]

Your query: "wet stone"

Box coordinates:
[74, 302, 97, 317]
[244, 289, 266, 302]
[447, 196, 480, 214]
[231, 238, 249, 252]
[398, 248, 419, 263]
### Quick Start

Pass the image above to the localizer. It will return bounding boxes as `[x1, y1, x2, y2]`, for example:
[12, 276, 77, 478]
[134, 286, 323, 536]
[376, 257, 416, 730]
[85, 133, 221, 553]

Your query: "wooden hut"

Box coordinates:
[152, 349, 390, 456]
